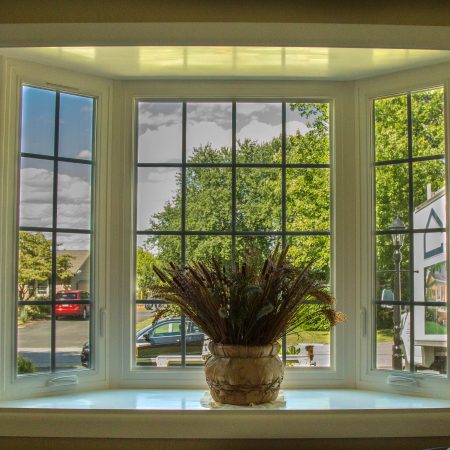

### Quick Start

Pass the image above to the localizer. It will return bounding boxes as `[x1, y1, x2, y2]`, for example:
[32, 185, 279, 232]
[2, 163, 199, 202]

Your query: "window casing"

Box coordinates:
[357, 64, 450, 396]
[0, 58, 111, 400]
[372, 87, 447, 376]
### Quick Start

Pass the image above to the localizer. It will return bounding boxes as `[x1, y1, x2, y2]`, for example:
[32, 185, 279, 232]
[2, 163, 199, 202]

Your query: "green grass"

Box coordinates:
[376, 329, 394, 342]
[286, 331, 330, 346]
[425, 321, 446, 335]
[136, 317, 155, 332]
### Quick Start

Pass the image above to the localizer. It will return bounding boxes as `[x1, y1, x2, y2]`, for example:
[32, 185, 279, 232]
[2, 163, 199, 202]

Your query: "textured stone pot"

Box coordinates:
[204, 342, 283, 406]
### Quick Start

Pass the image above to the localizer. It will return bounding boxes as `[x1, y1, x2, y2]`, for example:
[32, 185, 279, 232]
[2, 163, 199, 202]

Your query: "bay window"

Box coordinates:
[0, 51, 448, 402]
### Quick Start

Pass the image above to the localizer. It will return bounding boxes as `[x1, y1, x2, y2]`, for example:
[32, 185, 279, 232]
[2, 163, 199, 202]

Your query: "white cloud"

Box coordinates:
[137, 167, 179, 230]
[138, 124, 182, 163]
[77, 149, 92, 159]
[237, 119, 282, 144]
[286, 120, 309, 136]
[20, 167, 91, 233]
[187, 121, 232, 156]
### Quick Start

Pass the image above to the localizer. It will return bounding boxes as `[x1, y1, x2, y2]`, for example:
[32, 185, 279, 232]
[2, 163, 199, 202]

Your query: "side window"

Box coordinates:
[373, 87, 447, 375]
[16, 86, 95, 375]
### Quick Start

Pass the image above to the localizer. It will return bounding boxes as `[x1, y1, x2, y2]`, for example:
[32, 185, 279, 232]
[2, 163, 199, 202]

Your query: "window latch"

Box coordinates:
[46, 375, 79, 388]
[387, 375, 419, 387]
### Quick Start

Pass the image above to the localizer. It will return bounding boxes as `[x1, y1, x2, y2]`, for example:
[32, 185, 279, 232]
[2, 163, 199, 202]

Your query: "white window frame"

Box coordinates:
[0, 57, 113, 400]
[356, 62, 450, 399]
[2, 55, 448, 399]
[111, 79, 356, 389]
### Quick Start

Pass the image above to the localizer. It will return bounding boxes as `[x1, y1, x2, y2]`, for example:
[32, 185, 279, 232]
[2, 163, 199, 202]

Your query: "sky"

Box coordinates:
[19, 86, 93, 250]
[20, 90, 314, 249]
[137, 102, 311, 232]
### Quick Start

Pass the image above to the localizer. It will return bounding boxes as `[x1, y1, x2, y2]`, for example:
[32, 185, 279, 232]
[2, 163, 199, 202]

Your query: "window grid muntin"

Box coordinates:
[373, 88, 448, 375]
[136, 99, 332, 367]
[16, 85, 96, 374]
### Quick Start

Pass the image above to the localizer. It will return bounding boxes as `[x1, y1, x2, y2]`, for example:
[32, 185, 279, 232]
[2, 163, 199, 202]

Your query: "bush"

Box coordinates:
[17, 354, 35, 374]
[18, 305, 51, 322]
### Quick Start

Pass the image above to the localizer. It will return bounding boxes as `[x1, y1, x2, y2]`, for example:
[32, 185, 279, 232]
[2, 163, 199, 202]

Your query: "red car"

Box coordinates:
[55, 290, 90, 320]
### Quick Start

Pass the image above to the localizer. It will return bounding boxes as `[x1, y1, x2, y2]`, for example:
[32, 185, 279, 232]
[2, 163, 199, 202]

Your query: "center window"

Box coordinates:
[135, 100, 332, 368]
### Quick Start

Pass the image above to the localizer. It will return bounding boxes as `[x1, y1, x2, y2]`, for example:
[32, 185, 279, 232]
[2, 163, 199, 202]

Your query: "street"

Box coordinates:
[18, 318, 89, 371]
[18, 316, 396, 372]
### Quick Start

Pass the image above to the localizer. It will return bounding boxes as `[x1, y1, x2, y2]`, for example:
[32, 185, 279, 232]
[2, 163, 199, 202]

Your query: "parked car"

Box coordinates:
[80, 318, 205, 367]
[56, 290, 90, 320]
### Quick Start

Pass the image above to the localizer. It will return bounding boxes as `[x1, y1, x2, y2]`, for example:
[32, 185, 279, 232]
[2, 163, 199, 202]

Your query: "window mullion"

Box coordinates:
[406, 93, 415, 373]
[181, 102, 187, 367]
[50, 91, 60, 373]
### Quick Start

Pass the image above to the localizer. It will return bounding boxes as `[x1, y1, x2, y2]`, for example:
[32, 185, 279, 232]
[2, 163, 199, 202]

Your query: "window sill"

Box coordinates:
[0, 389, 449, 439]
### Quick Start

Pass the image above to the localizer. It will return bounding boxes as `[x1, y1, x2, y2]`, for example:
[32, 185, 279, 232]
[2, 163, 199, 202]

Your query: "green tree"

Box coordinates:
[18, 231, 74, 300]
[144, 103, 331, 278]
[374, 89, 445, 300]
[136, 246, 161, 299]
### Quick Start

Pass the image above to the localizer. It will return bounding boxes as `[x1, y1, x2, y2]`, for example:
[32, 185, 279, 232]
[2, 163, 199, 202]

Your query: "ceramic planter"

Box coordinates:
[204, 341, 283, 405]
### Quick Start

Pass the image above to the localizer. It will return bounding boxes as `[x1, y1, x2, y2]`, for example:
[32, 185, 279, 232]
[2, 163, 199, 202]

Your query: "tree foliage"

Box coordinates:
[18, 231, 74, 300]
[374, 88, 445, 299]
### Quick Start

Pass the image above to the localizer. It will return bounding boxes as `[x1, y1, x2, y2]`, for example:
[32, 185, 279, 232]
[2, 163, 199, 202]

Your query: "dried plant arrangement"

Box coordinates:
[153, 245, 345, 346]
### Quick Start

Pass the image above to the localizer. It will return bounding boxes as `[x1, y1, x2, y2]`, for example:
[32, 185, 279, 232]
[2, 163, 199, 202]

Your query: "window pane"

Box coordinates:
[57, 162, 92, 230]
[59, 93, 94, 160]
[56, 311, 90, 371]
[140, 235, 181, 270]
[287, 168, 330, 231]
[375, 163, 409, 230]
[17, 231, 53, 301]
[235, 236, 279, 262]
[412, 88, 445, 158]
[286, 307, 331, 368]
[376, 304, 410, 371]
[136, 235, 166, 301]
[186, 168, 232, 231]
[236, 168, 282, 231]
[416, 306, 447, 375]
[374, 95, 408, 162]
[186, 103, 232, 162]
[136, 311, 182, 368]
[236, 103, 282, 163]
[20, 86, 55, 156]
[186, 235, 232, 265]
[19, 157, 53, 228]
[287, 235, 331, 284]
[17, 305, 51, 374]
[137, 102, 182, 163]
[137, 167, 181, 232]
[375, 234, 411, 303]
[286, 102, 329, 164]
[56, 233, 91, 292]
[413, 159, 445, 212]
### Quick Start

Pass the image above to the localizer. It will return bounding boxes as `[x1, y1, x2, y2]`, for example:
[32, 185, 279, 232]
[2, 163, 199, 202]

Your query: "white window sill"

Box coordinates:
[0, 389, 449, 439]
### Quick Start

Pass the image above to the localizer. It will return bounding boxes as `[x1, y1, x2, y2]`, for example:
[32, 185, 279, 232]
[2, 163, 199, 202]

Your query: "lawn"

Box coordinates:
[425, 321, 447, 335]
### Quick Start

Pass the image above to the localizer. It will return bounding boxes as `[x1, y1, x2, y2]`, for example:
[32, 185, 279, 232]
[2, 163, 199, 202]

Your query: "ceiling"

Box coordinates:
[2, 46, 450, 80]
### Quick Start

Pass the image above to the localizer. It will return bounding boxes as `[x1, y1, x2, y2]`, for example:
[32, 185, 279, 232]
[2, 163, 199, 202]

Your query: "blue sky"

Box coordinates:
[19, 87, 94, 250]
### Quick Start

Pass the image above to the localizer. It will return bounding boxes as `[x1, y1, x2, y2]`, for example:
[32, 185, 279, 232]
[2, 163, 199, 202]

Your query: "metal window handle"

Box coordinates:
[46, 375, 78, 387]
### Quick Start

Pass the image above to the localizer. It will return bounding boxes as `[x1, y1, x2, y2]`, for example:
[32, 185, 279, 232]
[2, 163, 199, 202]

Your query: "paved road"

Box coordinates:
[18, 318, 89, 371]
[18, 314, 397, 372]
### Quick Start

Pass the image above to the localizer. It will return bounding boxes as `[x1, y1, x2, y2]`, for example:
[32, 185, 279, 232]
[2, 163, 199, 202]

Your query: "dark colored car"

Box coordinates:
[56, 290, 90, 320]
[80, 318, 205, 367]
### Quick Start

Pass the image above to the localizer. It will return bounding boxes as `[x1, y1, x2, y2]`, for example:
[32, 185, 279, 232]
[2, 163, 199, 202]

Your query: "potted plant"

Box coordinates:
[153, 245, 345, 406]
